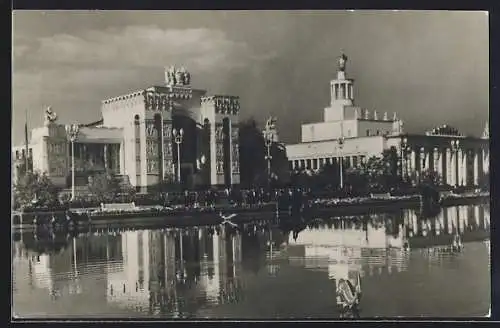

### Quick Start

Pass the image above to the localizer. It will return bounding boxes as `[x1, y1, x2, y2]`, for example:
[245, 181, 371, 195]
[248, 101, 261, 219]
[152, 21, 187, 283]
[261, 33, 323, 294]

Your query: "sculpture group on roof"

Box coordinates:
[165, 66, 191, 86]
[427, 124, 463, 136]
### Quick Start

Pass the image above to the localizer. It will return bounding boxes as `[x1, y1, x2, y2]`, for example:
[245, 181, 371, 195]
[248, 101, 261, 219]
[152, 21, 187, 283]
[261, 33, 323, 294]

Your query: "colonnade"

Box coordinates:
[289, 155, 366, 172]
[401, 144, 489, 186]
[288, 141, 489, 187]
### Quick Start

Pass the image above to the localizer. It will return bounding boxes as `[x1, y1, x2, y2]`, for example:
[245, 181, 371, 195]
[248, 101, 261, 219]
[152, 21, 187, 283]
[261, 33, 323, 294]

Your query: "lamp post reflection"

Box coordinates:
[65, 124, 80, 201]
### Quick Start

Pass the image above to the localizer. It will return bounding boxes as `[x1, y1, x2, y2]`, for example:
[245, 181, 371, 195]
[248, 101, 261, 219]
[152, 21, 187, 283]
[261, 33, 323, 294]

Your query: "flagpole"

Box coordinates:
[24, 109, 30, 174]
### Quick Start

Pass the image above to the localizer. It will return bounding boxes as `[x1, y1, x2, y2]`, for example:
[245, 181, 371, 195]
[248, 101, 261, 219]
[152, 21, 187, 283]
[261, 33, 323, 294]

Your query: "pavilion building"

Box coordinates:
[285, 53, 489, 187]
[12, 66, 242, 192]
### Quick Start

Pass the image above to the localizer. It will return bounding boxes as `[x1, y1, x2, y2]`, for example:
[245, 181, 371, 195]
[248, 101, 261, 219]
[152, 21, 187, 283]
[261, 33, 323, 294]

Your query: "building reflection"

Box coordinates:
[12, 204, 489, 317]
[287, 204, 489, 282]
[12, 232, 113, 300]
[105, 226, 248, 316]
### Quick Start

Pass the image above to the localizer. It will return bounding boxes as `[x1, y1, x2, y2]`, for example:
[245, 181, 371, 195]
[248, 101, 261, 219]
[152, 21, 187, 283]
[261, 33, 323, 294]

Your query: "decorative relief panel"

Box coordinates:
[231, 159, 240, 175]
[145, 120, 158, 138]
[146, 159, 159, 174]
[146, 140, 159, 157]
[145, 92, 171, 112]
[169, 88, 193, 100]
[216, 143, 224, 158]
[162, 120, 174, 179]
[231, 127, 239, 141]
[216, 161, 224, 175]
[48, 142, 66, 155]
[163, 142, 173, 157]
[231, 144, 240, 175]
[214, 123, 225, 175]
[162, 123, 172, 138]
[215, 124, 224, 142]
[201, 96, 240, 115]
[48, 141, 67, 176]
[164, 159, 173, 175]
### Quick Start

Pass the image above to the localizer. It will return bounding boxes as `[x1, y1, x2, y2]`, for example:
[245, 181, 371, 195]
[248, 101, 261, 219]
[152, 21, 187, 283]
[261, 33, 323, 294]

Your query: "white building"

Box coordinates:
[12, 66, 242, 192]
[286, 53, 489, 186]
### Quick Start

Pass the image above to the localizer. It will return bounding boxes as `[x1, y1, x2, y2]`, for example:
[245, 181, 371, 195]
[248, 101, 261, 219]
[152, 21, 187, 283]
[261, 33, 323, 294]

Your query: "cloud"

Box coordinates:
[15, 26, 264, 72]
[12, 25, 278, 142]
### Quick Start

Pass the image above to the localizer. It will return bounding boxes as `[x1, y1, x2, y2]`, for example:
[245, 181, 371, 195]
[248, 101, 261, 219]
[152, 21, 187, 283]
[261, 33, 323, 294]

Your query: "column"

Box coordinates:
[482, 149, 489, 175]
[103, 144, 108, 170]
[460, 150, 467, 186]
[437, 148, 444, 184]
[424, 149, 430, 172]
[446, 148, 452, 185]
[410, 149, 416, 175]
[118, 140, 125, 175]
[473, 149, 480, 186]
[415, 149, 422, 183]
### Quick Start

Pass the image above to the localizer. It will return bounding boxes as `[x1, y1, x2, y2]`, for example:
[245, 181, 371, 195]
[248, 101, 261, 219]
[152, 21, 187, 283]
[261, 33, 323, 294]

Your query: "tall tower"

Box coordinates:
[330, 52, 354, 108]
[324, 52, 356, 122]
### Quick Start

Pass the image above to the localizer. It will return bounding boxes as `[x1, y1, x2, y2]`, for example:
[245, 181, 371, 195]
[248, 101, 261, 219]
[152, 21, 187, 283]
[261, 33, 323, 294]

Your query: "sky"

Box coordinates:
[12, 10, 489, 145]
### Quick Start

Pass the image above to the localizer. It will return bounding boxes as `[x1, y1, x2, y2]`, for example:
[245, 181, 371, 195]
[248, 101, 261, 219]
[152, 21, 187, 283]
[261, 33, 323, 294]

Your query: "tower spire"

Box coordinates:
[338, 50, 348, 73]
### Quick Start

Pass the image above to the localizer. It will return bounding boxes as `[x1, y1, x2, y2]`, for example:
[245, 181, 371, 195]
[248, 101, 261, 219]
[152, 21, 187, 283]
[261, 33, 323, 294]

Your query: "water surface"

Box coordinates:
[12, 204, 490, 319]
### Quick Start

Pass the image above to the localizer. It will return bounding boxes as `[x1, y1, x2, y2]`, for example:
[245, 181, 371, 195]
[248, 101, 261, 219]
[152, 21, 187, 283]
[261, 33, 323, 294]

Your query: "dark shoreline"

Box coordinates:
[11, 193, 489, 231]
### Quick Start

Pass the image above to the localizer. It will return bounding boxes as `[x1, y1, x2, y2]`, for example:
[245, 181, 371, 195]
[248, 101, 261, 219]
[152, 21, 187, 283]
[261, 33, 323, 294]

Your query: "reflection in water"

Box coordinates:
[12, 204, 490, 319]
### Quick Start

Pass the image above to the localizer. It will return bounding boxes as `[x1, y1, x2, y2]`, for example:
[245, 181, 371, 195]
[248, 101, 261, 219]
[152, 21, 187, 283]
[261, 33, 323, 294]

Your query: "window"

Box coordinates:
[376, 130, 380, 136]
[366, 129, 370, 136]
[313, 159, 318, 170]
[306, 159, 312, 169]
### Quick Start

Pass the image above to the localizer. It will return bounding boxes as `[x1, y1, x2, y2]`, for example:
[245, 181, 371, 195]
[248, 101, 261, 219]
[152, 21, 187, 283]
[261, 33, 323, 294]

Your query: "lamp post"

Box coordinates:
[451, 139, 460, 187]
[65, 124, 80, 201]
[338, 137, 345, 190]
[264, 131, 273, 190]
[172, 128, 184, 184]
[401, 138, 409, 181]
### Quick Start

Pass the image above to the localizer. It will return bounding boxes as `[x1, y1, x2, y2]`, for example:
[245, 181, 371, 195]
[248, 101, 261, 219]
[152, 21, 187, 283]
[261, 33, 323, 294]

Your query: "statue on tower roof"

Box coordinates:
[44, 106, 57, 125]
[338, 52, 348, 72]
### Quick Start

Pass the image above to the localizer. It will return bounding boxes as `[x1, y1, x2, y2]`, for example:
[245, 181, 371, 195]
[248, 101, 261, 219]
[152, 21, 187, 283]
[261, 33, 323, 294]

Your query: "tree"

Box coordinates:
[239, 118, 266, 189]
[87, 172, 131, 202]
[14, 171, 60, 209]
[238, 118, 289, 189]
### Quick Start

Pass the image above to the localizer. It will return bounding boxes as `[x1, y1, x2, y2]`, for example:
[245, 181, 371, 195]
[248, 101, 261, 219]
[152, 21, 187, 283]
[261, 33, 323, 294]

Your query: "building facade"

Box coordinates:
[12, 66, 241, 191]
[286, 53, 489, 187]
